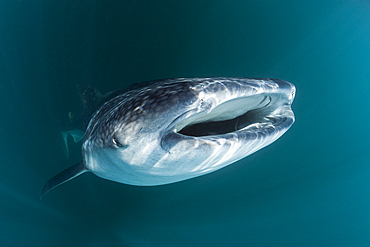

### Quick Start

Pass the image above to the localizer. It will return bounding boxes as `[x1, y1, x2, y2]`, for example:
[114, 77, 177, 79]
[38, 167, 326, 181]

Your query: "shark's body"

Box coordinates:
[41, 77, 295, 198]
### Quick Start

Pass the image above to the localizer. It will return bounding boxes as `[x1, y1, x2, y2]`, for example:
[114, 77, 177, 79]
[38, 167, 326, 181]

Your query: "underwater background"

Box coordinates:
[1, 0, 369, 246]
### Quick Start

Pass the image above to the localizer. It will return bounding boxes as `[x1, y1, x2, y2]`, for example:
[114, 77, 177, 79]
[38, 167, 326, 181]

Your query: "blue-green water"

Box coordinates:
[1, 0, 370, 246]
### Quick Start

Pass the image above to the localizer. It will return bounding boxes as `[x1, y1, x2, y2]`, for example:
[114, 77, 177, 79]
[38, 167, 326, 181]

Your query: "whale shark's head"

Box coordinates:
[82, 77, 295, 186]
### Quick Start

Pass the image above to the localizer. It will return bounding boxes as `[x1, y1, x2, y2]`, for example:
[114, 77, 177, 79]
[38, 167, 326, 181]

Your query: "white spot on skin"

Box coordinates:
[134, 105, 145, 114]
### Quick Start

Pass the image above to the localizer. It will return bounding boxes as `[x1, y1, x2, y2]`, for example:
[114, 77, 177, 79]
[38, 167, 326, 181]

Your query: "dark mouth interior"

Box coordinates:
[178, 107, 271, 137]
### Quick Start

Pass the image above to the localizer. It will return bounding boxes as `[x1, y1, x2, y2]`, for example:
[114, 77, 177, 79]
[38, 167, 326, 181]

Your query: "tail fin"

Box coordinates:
[61, 130, 84, 158]
[40, 161, 88, 199]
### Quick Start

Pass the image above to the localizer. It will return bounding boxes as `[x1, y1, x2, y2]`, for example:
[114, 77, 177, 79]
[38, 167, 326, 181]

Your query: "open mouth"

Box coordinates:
[176, 94, 290, 137]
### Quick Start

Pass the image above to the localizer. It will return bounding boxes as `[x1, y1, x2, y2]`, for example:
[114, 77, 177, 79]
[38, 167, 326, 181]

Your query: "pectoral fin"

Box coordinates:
[40, 161, 88, 199]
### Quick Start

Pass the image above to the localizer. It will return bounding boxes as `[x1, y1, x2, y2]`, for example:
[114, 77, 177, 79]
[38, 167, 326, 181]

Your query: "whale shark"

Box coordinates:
[40, 77, 295, 198]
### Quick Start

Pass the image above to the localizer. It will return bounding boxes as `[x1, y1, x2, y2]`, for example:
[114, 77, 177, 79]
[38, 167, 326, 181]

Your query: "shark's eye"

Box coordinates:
[112, 136, 123, 147]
